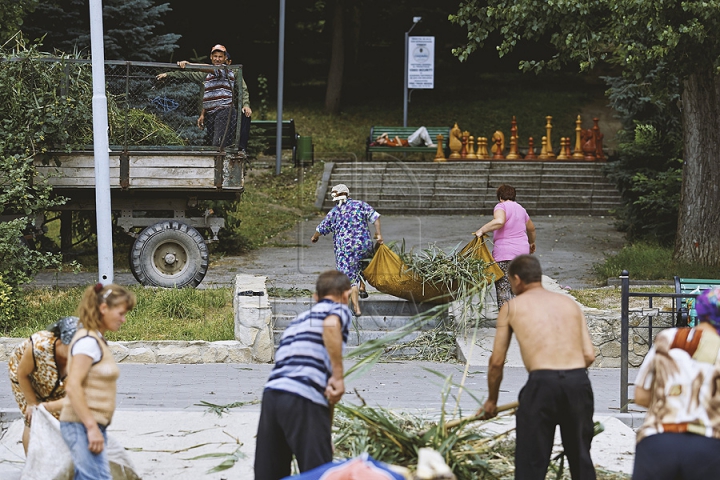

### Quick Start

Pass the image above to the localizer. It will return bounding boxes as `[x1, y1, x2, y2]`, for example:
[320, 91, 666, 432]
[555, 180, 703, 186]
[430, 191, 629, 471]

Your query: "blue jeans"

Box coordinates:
[60, 421, 111, 480]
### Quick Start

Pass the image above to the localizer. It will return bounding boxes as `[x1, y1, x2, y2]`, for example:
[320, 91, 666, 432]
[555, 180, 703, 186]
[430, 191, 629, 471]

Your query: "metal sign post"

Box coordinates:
[89, 0, 114, 285]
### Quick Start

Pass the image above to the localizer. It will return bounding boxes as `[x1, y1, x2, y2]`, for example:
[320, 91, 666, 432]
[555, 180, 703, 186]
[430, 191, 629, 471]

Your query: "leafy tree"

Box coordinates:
[0, 0, 38, 41]
[0, 39, 78, 298]
[603, 67, 682, 245]
[20, 0, 180, 61]
[451, 0, 720, 266]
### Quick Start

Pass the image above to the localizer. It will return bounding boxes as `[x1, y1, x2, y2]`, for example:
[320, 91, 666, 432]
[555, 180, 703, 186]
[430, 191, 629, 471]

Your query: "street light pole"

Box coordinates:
[403, 16, 422, 127]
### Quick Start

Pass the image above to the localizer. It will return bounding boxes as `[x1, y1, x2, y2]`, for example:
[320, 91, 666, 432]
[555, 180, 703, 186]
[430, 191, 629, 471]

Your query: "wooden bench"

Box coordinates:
[250, 119, 299, 165]
[674, 276, 720, 326]
[366, 126, 450, 161]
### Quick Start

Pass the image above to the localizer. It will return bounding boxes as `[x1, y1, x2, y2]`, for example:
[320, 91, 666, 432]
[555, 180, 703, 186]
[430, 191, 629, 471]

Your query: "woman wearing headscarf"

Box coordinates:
[7, 316, 79, 453]
[632, 286, 720, 479]
[311, 184, 382, 316]
[475, 184, 536, 309]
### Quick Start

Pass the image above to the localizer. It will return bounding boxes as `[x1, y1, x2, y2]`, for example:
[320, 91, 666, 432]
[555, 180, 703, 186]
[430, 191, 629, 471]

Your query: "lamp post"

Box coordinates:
[403, 16, 422, 127]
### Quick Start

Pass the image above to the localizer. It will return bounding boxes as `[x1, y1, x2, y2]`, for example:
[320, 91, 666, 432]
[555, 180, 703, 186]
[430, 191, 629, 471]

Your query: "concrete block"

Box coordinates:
[125, 347, 157, 363]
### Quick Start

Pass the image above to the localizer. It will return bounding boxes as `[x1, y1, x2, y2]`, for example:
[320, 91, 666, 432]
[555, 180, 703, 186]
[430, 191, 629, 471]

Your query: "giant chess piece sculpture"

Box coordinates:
[449, 123, 463, 160]
[434, 134, 446, 162]
[572, 115, 584, 160]
[545, 116, 556, 159]
[593, 117, 605, 161]
[490, 130, 505, 155]
[525, 137, 538, 160]
[582, 128, 596, 161]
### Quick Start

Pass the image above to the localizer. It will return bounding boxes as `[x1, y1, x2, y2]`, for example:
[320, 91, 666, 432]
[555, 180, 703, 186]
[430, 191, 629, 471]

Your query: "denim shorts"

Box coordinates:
[60, 421, 111, 480]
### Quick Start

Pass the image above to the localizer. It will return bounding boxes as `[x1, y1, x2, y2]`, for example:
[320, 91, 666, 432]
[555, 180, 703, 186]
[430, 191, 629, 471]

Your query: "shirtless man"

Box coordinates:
[481, 254, 596, 480]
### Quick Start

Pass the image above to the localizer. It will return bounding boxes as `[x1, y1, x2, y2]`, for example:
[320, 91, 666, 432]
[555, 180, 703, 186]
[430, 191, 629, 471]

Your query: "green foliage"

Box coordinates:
[0, 3, 38, 40]
[593, 243, 720, 281]
[450, 0, 720, 77]
[256, 74, 270, 120]
[0, 275, 18, 330]
[21, 0, 180, 61]
[602, 66, 683, 244]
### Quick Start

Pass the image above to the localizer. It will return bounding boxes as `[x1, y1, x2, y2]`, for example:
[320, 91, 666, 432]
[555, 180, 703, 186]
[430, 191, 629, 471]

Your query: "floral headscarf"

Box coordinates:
[695, 286, 720, 334]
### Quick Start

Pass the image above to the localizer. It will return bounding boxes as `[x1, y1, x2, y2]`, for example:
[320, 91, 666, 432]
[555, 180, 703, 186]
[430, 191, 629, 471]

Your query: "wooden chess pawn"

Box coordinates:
[477, 137, 489, 159]
[492, 136, 505, 160]
[538, 136, 549, 160]
[506, 135, 520, 160]
[434, 134, 446, 162]
[467, 135, 478, 160]
[556, 137, 569, 160]
[525, 137, 538, 160]
[572, 115, 585, 160]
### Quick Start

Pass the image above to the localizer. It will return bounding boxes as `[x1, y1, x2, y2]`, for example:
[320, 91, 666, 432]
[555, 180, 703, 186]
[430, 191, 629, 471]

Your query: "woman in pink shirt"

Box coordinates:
[475, 184, 536, 308]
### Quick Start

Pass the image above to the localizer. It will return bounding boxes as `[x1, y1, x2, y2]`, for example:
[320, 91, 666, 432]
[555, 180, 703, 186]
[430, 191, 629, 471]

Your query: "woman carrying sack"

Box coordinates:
[475, 184, 536, 309]
[7, 316, 78, 453]
[60, 283, 136, 480]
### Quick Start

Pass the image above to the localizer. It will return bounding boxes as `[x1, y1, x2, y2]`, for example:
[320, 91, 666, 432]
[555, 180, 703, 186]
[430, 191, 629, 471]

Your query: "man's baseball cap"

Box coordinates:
[211, 44, 227, 54]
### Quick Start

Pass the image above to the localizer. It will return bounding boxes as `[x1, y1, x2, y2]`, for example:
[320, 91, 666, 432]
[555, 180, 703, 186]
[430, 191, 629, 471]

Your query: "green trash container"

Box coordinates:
[296, 135, 314, 165]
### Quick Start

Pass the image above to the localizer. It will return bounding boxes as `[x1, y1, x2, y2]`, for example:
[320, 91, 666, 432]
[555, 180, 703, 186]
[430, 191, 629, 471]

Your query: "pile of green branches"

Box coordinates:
[393, 241, 492, 302]
[334, 401, 629, 480]
[334, 401, 517, 479]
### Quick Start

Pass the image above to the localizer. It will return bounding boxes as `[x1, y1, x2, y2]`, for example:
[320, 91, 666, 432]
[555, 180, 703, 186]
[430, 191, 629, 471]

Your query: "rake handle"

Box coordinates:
[444, 401, 519, 429]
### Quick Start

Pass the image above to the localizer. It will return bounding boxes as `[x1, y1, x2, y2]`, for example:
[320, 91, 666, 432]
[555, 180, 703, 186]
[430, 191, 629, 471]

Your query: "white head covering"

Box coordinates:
[331, 184, 349, 204]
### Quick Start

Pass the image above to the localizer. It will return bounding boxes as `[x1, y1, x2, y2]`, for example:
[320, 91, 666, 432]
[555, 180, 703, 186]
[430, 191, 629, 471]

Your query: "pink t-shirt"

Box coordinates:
[491, 201, 530, 261]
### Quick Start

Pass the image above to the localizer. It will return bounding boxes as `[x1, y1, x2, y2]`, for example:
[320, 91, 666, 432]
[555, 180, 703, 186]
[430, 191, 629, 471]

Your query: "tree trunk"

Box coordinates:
[324, 0, 344, 115]
[673, 70, 720, 266]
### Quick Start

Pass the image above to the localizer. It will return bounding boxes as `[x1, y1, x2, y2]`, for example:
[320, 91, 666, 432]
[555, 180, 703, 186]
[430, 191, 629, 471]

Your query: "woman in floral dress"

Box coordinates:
[8, 316, 78, 453]
[311, 184, 383, 316]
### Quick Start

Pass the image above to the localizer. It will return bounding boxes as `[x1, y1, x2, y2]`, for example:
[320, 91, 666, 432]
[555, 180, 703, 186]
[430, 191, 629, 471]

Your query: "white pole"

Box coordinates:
[276, 0, 286, 175]
[89, 0, 114, 285]
[403, 17, 421, 127]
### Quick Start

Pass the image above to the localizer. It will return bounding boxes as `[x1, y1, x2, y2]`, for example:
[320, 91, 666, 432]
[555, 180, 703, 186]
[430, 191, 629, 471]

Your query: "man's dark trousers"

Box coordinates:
[515, 368, 596, 480]
[254, 389, 332, 480]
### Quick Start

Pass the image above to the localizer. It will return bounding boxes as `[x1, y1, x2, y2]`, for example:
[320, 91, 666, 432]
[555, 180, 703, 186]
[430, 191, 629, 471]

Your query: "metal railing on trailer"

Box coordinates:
[619, 270, 704, 412]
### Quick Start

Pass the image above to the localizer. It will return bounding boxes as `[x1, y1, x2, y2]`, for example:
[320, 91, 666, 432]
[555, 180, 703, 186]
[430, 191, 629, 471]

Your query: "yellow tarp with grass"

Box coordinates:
[362, 236, 503, 304]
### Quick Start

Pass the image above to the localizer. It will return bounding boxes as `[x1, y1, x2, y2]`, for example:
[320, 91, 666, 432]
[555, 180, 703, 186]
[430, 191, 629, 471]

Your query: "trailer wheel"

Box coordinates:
[130, 221, 209, 288]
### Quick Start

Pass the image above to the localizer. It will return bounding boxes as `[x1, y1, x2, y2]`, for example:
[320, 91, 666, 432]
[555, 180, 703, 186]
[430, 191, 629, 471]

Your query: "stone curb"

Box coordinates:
[0, 338, 252, 364]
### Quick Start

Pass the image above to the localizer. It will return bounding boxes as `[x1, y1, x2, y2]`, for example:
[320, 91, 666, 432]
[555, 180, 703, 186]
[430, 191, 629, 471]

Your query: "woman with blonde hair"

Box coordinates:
[60, 283, 136, 480]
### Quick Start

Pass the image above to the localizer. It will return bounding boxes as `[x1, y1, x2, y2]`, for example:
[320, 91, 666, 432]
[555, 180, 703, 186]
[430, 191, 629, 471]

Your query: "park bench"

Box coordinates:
[251, 119, 308, 165]
[366, 126, 450, 161]
[674, 276, 720, 326]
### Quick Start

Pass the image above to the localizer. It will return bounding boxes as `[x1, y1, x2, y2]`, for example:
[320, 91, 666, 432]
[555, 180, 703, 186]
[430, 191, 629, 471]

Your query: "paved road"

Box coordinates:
[29, 214, 625, 291]
[0, 361, 642, 417]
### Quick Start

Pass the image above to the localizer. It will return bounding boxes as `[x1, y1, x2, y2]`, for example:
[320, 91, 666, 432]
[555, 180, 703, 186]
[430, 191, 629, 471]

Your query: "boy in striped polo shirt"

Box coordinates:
[254, 270, 352, 480]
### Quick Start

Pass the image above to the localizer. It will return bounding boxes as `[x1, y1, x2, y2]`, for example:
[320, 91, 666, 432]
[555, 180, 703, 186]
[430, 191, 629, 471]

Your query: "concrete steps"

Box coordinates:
[269, 295, 447, 350]
[320, 161, 622, 215]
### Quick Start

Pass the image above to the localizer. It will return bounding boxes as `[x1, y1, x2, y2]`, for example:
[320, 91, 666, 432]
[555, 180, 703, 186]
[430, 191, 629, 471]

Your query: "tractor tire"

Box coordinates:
[129, 221, 209, 288]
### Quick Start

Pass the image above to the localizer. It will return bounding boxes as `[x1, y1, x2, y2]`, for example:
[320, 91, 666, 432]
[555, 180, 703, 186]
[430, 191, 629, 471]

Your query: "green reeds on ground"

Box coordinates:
[5, 286, 234, 340]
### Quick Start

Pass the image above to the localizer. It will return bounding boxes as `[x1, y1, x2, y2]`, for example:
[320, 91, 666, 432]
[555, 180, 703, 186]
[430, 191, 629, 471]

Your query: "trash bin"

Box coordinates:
[296, 135, 314, 166]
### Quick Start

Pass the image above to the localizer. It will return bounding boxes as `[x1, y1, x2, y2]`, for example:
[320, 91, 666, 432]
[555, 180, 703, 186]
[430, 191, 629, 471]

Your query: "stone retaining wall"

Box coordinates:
[586, 309, 672, 368]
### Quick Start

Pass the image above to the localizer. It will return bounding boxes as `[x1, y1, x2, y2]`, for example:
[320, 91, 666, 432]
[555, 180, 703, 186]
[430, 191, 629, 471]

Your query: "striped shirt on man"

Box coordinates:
[203, 68, 235, 113]
[265, 299, 351, 406]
